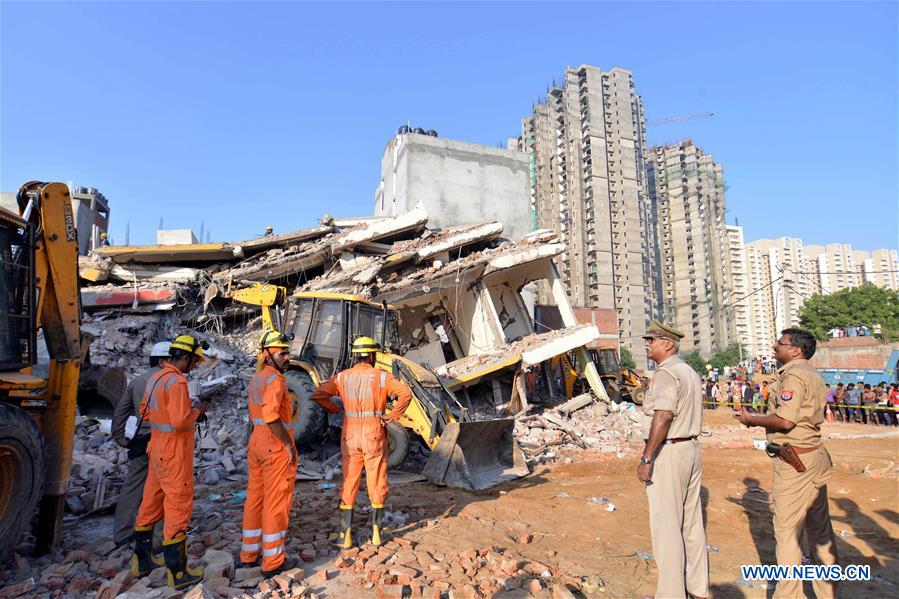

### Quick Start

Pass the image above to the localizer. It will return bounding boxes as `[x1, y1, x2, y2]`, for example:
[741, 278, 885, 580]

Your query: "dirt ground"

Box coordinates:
[7, 411, 896, 598]
[335, 410, 897, 598]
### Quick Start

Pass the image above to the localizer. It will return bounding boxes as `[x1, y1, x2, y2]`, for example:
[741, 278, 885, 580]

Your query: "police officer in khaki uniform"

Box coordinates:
[737, 327, 839, 598]
[638, 321, 709, 599]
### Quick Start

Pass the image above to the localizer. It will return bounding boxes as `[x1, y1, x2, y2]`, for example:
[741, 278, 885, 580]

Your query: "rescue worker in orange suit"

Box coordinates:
[132, 335, 208, 590]
[239, 331, 299, 576]
[311, 336, 413, 548]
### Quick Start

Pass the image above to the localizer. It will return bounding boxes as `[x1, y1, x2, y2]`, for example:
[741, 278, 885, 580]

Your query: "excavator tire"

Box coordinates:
[630, 387, 645, 406]
[284, 370, 327, 447]
[385, 422, 410, 469]
[0, 403, 45, 565]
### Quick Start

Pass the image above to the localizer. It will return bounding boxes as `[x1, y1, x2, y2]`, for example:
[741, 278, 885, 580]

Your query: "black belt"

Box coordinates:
[664, 436, 697, 444]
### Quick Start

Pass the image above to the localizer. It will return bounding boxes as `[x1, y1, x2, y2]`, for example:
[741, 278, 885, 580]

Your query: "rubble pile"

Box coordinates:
[515, 395, 642, 463]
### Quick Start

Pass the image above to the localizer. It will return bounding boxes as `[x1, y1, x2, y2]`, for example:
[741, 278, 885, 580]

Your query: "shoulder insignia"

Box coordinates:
[780, 390, 794, 401]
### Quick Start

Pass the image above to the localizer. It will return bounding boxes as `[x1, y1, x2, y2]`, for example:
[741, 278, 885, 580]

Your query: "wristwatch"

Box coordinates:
[640, 457, 653, 465]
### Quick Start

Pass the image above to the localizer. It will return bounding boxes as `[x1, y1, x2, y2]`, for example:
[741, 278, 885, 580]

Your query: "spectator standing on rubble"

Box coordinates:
[311, 336, 413, 549]
[132, 335, 208, 590]
[239, 331, 298, 577]
[638, 321, 709, 599]
[111, 342, 170, 547]
[736, 328, 839, 599]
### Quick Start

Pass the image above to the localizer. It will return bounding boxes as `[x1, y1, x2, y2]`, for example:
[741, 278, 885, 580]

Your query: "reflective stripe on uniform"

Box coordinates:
[262, 530, 286, 542]
[262, 545, 284, 557]
[251, 418, 290, 427]
[241, 543, 260, 552]
[242, 528, 262, 538]
[149, 422, 175, 432]
[345, 411, 384, 418]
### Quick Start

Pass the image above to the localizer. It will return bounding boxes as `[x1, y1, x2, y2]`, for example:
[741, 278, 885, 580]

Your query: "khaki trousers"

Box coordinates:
[114, 452, 149, 546]
[772, 447, 839, 599]
[646, 440, 709, 599]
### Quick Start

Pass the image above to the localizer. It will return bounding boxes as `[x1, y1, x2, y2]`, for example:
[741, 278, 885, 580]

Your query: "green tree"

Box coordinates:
[708, 343, 743, 371]
[681, 350, 706, 374]
[798, 284, 898, 341]
[620, 346, 636, 369]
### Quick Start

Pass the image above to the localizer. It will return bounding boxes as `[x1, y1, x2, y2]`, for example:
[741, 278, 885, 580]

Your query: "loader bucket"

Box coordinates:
[421, 418, 529, 491]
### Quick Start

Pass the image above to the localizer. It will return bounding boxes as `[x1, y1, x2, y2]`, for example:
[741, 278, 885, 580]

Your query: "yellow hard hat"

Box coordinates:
[259, 330, 291, 350]
[170, 334, 208, 361]
[100, 232, 108, 238]
[351, 336, 380, 354]
[266, 226, 273, 232]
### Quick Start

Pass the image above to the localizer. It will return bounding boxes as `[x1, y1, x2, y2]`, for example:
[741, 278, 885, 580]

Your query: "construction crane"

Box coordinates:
[646, 112, 714, 127]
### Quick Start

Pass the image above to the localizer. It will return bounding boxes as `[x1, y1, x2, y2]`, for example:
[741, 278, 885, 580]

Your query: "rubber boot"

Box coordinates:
[163, 535, 204, 590]
[328, 504, 353, 549]
[131, 525, 164, 577]
[370, 505, 391, 547]
[262, 555, 299, 578]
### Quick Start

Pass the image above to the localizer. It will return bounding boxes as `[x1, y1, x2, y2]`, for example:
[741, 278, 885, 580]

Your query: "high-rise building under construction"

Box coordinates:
[646, 140, 735, 355]
[515, 65, 658, 367]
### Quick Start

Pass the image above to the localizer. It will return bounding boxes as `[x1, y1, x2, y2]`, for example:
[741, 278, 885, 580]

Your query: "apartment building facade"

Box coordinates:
[743, 237, 811, 357]
[725, 225, 754, 355]
[516, 65, 657, 367]
[646, 140, 734, 354]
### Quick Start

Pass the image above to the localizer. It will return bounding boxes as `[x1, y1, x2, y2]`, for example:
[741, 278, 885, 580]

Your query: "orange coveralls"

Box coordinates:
[240, 366, 296, 571]
[135, 363, 201, 540]
[312, 363, 412, 507]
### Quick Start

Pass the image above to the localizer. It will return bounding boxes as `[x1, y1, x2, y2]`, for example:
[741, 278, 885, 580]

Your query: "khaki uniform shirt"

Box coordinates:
[642, 355, 703, 440]
[766, 358, 825, 447]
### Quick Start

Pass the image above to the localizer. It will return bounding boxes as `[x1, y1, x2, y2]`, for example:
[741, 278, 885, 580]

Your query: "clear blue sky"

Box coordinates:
[2, 1, 896, 249]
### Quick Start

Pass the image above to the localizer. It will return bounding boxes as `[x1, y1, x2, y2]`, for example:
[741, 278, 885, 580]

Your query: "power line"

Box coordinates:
[792, 269, 899, 275]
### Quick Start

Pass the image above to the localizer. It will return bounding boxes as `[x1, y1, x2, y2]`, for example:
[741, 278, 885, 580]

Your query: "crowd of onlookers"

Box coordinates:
[826, 381, 899, 425]
[700, 377, 899, 426]
[827, 322, 883, 339]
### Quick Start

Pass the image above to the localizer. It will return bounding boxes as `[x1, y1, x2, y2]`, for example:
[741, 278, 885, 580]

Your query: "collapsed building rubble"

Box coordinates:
[0, 204, 646, 597]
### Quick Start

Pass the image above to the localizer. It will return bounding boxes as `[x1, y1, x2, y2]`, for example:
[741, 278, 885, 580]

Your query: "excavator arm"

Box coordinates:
[0, 182, 82, 557]
[224, 282, 287, 334]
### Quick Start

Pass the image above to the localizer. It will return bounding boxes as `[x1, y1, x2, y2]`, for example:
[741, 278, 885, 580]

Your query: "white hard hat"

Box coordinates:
[150, 342, 172, 358]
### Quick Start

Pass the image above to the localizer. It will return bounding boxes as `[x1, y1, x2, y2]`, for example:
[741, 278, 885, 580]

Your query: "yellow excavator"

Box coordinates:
[553, 348, 645, 405]
[0, 182, 83, 563]
[224, 283, 528, 491]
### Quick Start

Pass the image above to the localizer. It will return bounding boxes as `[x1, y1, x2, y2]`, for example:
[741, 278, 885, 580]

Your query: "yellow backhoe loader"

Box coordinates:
[553, 348, 645, 405]
[225, 283, 528, 491]
[0, 182, 83, 563]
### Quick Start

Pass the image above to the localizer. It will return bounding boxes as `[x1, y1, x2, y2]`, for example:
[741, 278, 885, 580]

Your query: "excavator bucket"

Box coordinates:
[421, 418, 529, 491]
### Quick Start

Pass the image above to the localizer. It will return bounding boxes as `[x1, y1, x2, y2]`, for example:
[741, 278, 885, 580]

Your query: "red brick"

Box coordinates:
[433, 580, 451, 591]
[67, 550, 91, 562]
[300, 548, 317, 562]
[314, 569, 331, 582]
[271, 574, 293, 592]
[393, 537, 414, 548]
[526, 578, 543, 594]
[395, 575, 412, 585]
[67, 577, 97, 593]
[389, 565, 418, 578]
[459, 548, 479, 562]
[517, 533, 532, 544]
[375, 584, 408, 599]
[499, 558, 520, 576]
[458, 584, 483, 599]
[333, 556, 353, 569]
